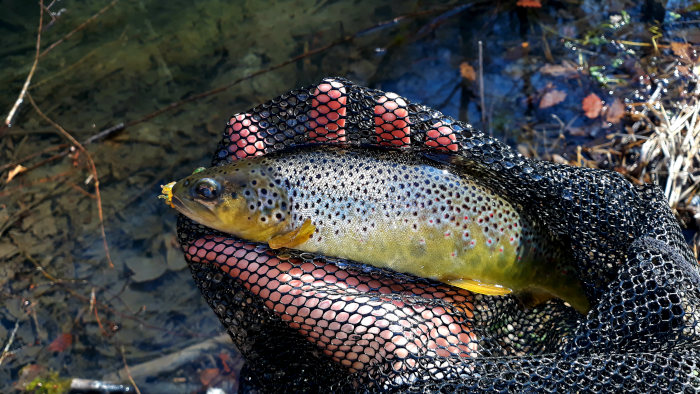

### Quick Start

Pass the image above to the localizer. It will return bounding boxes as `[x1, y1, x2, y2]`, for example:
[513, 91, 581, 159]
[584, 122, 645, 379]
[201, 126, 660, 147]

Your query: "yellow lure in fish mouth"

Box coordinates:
[159, 181, 177, 208]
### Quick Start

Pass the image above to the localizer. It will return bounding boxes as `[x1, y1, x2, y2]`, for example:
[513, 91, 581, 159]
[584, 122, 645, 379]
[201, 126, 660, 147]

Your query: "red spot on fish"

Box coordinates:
[464, 216, 469, 220]
[444, 232, 451, 237]
[499, 247, 503, 252]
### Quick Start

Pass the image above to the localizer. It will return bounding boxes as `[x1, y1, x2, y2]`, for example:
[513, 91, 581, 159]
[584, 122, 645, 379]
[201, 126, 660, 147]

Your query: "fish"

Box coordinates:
[162, 146, 590, 313]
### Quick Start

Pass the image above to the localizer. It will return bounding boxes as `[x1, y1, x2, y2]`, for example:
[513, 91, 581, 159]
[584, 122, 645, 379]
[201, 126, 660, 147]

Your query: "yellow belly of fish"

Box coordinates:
[298, 218, 530, 295]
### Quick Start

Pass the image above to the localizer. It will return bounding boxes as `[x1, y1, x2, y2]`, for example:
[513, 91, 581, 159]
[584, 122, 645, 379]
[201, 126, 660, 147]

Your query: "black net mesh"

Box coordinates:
[177, 77, 700, 392]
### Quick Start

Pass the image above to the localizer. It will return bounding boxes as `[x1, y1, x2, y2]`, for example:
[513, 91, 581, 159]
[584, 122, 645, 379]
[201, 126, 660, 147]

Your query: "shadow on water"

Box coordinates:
[0, 0, 698, 391]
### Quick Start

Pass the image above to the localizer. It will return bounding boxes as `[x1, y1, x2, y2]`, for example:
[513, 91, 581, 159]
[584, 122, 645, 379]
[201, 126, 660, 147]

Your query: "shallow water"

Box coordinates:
[1, 0, 697, 391]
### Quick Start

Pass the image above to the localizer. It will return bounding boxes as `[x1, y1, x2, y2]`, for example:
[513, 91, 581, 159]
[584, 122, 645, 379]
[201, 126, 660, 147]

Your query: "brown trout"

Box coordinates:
[162, 146, 589, 313]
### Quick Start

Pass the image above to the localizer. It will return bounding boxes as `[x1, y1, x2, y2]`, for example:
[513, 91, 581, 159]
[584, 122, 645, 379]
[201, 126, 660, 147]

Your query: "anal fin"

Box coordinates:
[446, 279, 513, 296]
[268, 219, 316, 249]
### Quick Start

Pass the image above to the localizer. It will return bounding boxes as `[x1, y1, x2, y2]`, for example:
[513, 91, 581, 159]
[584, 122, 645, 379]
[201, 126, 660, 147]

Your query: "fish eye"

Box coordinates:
[192, 178, 221, 201]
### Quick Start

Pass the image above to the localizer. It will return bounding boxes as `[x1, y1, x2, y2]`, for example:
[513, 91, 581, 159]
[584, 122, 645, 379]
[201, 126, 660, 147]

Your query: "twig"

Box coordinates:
[478, 40, 488, 135]
[106, 334, 233, 382]
[119, 346, 142, 394]
[82, 123, 125, 145]
[0, 168, 74, 198]
[4, 0, 44, 127]
[0, 143, 69, 172]
[26, 93, 114, 269]
[91, 289, 109, 337]
[39, 0, 119, 58]
[68, 182, 96, 199]
[0, 320, 20, 366]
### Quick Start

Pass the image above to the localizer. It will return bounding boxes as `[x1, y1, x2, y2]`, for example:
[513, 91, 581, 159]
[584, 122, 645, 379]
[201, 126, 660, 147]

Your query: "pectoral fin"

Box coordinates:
[446, 279, 513, 296]
[268, 219, 316, 249]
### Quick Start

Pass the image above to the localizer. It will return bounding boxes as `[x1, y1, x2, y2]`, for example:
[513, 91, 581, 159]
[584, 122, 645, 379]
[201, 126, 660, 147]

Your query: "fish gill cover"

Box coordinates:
[175, 77, 700, 392]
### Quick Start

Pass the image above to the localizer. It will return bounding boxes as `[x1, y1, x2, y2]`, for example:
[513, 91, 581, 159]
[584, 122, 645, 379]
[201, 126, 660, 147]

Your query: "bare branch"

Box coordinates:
[26, 93, 114, 269]
[4, 0, 44, 127]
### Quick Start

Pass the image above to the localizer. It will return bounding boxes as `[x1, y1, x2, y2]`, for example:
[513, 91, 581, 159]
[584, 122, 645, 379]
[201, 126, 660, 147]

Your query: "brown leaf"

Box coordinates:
[582, 93, 603, 118]
[670, 42, 698, 63]
[199, 368, 221, 386]
[539, 62, 577, 77]
[605, 98, 625, 124]
[567, 127, 589, 137]
[459, 62, 476, 81]
[47, 333, 72, 352]
[14, 364, 46, 390]
[539, 90, 567, 109]
[517, 0, 542, 7]
[6, 164, 27, 183]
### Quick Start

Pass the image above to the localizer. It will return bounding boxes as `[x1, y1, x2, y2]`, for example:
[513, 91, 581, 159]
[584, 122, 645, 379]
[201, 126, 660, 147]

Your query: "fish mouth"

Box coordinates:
[170, 195, 189, 214]
[171, 195, 206, 223]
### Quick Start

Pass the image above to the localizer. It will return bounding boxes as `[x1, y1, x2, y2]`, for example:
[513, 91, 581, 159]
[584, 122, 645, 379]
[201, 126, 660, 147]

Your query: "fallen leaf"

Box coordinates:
[670, 42, 698, 63]
[539, 89, 567, 109]
[567, 127, 589, 136]
[0, 241, 19, 260]
[47, 333, 72, 352]
[582, 93, 603, 118]
[459, 62, 476, 81]
[14, 364, 46, 390]
[539, 62, 578, 77]
[517, 0, 542, 7]
[219, 352, 232, 373]
[6, 164, 27, 183]
[605, 98, 625, 124]
[199, 368, 221, 386]
[126, 253, 168, 282]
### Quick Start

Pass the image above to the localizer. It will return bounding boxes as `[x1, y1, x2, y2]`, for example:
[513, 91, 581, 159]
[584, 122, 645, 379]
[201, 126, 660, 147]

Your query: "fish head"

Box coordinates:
[168, 162, 292, 242]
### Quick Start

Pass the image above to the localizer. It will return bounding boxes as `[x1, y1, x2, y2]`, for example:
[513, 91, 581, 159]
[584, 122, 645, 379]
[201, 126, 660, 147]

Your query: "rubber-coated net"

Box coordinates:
[176, 77, 700, 392]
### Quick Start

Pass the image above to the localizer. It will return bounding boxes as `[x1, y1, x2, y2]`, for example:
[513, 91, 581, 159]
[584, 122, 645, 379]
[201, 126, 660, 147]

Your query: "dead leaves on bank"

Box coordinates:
[517, 0, 542, 7]
[582, 93, 603, 118]
[581, 93, 625, 124]
[459, 62, 476, 81]
[47, 333, 73, 352]
[670, 42, 699, 64]
[6, 165, 27, 183]
[605, 98, 625, 123]
[539, 89, 567, 109]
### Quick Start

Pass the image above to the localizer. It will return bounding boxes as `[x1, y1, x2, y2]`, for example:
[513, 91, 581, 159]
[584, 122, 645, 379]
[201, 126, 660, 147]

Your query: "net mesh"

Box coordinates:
[177, 77, 700, 392]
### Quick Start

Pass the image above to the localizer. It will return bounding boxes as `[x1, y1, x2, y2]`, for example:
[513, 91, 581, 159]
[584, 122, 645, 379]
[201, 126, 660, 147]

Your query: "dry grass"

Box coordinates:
[638, 99, 700, 222]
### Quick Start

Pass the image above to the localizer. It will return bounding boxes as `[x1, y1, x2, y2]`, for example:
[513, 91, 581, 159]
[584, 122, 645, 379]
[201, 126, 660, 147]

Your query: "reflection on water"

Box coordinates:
[0, 0, 697, 391]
